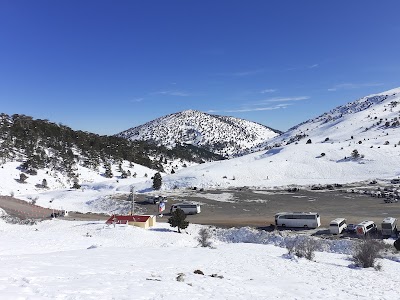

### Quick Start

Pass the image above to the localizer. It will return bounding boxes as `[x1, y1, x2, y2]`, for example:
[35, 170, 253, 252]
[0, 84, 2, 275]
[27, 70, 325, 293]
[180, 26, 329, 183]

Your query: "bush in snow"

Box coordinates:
[197, 228, 212, 248]
[352, 238, 384, 269]
[18, 173, 28, 183]
[294, 238, 317, 260]
[285, 236, 317, 260]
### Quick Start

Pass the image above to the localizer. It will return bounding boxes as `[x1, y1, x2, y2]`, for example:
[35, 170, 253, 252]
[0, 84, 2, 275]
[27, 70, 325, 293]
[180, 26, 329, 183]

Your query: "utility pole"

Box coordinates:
[129, 186, 135, 215]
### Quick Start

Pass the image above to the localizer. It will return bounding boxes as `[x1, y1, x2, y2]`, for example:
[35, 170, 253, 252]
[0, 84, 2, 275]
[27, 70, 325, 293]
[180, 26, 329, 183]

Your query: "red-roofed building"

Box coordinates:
[106, 215, 156, 229]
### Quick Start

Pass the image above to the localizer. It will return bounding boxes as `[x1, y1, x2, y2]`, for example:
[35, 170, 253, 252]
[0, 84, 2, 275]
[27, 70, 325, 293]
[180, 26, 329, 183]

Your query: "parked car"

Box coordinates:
[381, 217, 397, 237]
[145, 196, 167, 204]
[329, 218, 347, 234]
[346, 223, 357, 233]
[355, 220, 377, 236]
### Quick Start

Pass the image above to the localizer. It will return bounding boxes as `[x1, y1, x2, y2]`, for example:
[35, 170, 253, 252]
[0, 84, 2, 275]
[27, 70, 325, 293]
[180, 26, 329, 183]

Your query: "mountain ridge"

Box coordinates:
[117, 109, 281, 157]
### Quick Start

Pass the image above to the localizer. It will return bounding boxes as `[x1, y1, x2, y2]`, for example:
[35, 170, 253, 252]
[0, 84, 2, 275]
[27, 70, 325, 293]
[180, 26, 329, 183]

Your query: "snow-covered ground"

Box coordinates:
[0, 215, 399, 300]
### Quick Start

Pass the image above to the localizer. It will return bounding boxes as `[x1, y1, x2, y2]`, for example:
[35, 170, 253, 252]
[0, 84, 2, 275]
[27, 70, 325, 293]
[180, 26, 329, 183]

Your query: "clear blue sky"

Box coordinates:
[1, 0, 400, 135]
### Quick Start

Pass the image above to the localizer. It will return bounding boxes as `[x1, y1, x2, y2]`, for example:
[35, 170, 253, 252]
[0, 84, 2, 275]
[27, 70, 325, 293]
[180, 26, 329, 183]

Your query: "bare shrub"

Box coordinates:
[285, 237, 317, 260]
[352, 238, 384, 269]
[285, 239, 297, 256]
[295, 238, 317, 260]
[197, 228, 212, 248]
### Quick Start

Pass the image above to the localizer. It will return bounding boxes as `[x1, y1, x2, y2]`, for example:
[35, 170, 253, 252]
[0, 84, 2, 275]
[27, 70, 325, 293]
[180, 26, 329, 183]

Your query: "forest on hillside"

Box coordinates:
[0, 114, 224, 179]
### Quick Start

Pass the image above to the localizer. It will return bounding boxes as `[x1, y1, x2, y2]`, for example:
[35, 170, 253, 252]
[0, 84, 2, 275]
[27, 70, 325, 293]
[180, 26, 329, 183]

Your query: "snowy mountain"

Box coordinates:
[155, 87, 400, 190]
[3, 87, 400, 214]
[117, 109, 280, 157]
[261, 87, 400, 151]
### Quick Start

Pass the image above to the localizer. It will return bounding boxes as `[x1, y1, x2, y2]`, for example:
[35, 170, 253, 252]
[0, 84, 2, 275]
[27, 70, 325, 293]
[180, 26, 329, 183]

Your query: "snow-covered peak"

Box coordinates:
[117, 110, 280, 157]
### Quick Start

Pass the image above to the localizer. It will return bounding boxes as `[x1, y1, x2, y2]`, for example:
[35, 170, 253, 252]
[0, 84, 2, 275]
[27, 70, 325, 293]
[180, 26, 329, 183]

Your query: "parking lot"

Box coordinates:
[146, 185, 400, 229]
[2, 182, 400, 232]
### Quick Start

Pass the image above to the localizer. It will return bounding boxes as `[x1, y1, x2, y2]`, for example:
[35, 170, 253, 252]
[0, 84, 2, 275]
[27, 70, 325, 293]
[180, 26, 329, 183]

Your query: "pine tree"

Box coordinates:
[120, 170, 128, 179]
[351, 149, 360, 159]
[72, 178, 81, 189]
[168, 208, 189, 233]
[152, 172, 162, 190]
[104, 163, 113, 178]
[42, 178, 48, 188]
[19, 173, 28, 183]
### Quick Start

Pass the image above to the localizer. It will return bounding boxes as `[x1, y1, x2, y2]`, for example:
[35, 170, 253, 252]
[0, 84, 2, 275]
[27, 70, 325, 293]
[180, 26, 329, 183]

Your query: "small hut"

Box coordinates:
[105, 215, 156, 229]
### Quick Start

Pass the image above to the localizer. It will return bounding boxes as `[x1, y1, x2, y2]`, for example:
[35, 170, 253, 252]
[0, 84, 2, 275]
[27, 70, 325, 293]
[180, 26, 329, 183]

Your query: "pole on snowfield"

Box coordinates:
[130, 186, 135, 215]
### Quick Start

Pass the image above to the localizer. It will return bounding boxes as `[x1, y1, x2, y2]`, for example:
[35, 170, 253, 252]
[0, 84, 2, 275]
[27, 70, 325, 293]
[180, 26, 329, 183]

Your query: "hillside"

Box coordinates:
[117, 109, 280, 157]
[0, 114, 224, 184]
[262, 87, 400, 150]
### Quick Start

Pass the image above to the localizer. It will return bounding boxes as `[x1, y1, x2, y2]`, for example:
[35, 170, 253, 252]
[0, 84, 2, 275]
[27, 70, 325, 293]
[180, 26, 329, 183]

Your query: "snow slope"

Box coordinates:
[0, 218, 399, 299]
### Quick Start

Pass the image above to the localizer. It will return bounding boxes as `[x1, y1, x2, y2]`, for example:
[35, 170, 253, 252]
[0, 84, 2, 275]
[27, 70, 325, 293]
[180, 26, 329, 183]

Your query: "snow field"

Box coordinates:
[0, 219, 399, 299]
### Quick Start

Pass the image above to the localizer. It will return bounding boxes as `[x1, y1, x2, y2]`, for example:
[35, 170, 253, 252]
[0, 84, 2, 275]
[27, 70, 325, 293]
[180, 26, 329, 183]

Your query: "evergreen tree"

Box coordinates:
[42, 178, 48, 188]
[351, 149, 360, 159]
[19, 173, 28, 183]
[152, 172, 162, 190]
[72, 178, 81, 189]
[120, 170, 128, 179]
[168, 208, 189, 233]
[104, 163, 113, 178]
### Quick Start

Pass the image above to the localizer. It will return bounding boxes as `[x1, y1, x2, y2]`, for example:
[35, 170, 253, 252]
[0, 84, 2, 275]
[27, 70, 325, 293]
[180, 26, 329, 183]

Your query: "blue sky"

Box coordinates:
[1, 0, 400, 135]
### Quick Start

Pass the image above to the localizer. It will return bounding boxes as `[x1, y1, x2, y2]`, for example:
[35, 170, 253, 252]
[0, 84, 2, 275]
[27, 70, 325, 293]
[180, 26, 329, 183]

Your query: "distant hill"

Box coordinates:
[117, 109, 280, 157]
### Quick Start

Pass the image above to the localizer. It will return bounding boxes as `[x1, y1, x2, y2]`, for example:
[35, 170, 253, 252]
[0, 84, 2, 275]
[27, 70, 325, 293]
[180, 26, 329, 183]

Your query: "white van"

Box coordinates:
[355, 220, 377, 236]
[329, 218, 347, 234]
[381, 217, 397, 237]
[170, 203, 201, 215]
